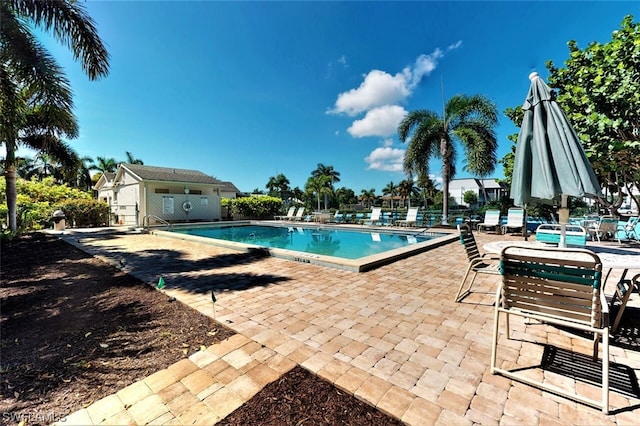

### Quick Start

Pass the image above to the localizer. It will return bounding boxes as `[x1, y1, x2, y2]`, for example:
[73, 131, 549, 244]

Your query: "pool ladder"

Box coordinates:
[142, 215, 172, 233]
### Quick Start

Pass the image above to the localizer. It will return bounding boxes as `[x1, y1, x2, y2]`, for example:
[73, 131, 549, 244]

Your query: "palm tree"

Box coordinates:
[312, 163, 341, 209]
[382, 181, 397, 209]
[125, 151, 144, 165]
[417, 174, 439, 209]
[266, 173, 290, 199]
[398, 94, 498, 225]
[398, 179, 419, 209]
[360, 188, 376, 208]
[305, 175, 331, 211]
[1, 0, 110, 231]
[93, 156, 118, 174]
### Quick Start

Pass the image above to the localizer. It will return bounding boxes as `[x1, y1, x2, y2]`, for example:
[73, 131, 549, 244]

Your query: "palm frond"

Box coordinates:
[9, 0, 110, 80]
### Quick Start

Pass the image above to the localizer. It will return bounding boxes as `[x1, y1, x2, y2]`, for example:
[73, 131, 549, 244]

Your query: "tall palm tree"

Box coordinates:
[1, 0, 110, 231]
[125, 151, 144, 165]
[382, 181, 397, 209]
[305, 175, 331, 211]
[93, 156, 118, 174]
[312, 163, 341, 209]
[398, 94, 498, 224]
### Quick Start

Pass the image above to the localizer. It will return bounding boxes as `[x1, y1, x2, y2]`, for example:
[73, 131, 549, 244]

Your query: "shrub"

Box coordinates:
[223, 196, 282, 219]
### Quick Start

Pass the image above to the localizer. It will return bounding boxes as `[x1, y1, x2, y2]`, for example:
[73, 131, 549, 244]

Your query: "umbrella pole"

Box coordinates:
[558, 194, 569, 248]
[523, 206, 528, 241]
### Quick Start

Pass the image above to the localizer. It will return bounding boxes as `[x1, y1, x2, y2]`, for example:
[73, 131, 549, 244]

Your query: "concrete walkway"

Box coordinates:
[52, 227, 640, 425]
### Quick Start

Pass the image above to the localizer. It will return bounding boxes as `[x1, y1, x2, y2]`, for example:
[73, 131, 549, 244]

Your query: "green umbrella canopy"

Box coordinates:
[510, 72, 602, 208]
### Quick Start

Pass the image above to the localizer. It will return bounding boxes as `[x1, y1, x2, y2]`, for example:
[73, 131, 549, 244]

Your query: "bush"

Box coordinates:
[0, 177, 103, 230]
[223, 196, 282, 219]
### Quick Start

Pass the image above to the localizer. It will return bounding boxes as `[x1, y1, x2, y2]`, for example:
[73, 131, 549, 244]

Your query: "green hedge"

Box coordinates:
[222, 196, 283, 219]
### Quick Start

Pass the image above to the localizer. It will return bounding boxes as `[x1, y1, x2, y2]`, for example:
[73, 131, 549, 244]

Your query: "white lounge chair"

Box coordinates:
[363, 207, 382, 226]
[274, 206, 296, 221]
[291, 207, 305, 221]
[502, 208, 524, 234]
[478, 210, 501, 233]
[397, 207, 419, 227]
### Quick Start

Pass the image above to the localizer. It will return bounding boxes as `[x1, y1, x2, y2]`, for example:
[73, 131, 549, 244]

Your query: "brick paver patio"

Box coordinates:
[53, 226, 640, 425]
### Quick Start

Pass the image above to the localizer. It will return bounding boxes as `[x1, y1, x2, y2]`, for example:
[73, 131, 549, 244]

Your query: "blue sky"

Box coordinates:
[35, 1, 638, 194]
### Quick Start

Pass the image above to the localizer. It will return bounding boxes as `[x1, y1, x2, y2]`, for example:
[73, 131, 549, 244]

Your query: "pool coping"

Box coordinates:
[150, 220, 458, 272]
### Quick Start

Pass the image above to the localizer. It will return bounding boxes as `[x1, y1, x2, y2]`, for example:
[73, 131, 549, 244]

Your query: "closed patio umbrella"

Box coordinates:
[510, 72, 602, 247]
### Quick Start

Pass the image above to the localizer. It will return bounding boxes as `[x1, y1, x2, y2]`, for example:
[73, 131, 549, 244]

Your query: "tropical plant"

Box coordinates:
[398, 179, 419, 208]
[382, 181, 397, 209]
[125, 151, 144, 165]
[398, 94, 498, 224]
[305, 175, 332, 211]
[546, 15, 640, 214]
[1, 0, 110, 231]
[311, 163, 341, 209]
[93, 156, 118, 174]
[360, 188, 376, 208]
[265, 173, 291, 199]
[416, 174, 439, 209]
[334, 186, 357, 207]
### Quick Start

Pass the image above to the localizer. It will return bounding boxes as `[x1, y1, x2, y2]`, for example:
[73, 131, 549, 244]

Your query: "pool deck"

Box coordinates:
[52, 225, 640, 425]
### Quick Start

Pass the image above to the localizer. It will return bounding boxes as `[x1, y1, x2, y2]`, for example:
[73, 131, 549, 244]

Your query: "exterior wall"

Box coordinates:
[142, 182, 221, 225]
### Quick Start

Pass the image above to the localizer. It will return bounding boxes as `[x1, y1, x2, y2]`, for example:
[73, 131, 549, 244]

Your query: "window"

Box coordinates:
[155, 188, 169, 194]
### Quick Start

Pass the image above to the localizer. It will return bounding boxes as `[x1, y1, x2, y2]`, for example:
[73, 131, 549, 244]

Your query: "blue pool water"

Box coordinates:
[172, 224, 444, 260]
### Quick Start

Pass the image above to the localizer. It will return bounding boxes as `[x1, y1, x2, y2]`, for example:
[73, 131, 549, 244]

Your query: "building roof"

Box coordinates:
[218, 181, 242, 194]
[121, 163, 220, 185]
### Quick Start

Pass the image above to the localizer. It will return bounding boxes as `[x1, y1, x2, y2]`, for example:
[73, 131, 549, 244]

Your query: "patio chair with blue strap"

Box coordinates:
[491, 245, 610, 413]
[454, 224, 502, 302]
[478, 209, 501, 233]
[502, 207, 525, 235]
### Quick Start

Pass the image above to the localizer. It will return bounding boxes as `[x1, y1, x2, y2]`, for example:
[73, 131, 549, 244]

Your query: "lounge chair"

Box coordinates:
[274, 206, 296, 221]
[477, 210, 501, 233]
[454, 224, 501, 302]
[535, 224, 587, 246]
[587, 216, 619, 242]
[502, 208, 524, 234]
[617, 216, 639, 242]
[328, 210, 343, 223]
[491, 245, 609, 413]
[363, 207, 383, 226]
[291, 207, 305, 221]
[396, 207, 419, 227]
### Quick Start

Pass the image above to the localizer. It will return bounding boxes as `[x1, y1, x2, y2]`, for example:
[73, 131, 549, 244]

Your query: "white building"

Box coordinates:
[448, 178, 507, 207]
[94, 163, 229, 226]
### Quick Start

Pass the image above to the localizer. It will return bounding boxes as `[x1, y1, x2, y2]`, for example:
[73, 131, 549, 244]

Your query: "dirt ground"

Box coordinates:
[0, 233, 401, 425]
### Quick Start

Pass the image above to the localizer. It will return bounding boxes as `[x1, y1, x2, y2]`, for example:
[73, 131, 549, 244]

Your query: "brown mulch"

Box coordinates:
[0, 232, 401, 425]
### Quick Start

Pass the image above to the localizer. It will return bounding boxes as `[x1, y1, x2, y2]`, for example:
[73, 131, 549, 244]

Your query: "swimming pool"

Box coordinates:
[153, 221, 457, 272]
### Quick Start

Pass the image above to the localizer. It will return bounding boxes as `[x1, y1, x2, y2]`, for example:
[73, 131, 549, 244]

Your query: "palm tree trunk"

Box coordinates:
[4, 167, 18, 231]
[441, 137, 450, 225]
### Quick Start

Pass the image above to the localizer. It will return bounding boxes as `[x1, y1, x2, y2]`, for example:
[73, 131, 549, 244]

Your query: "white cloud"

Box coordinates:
[447, 40, 463, 51]
[328, 47, 452, 117]
[329, 70, 411, 116]
[365, 146, 405, 172]
[338, 55, 348, 67]
[382, 138, 394, 147]
[347, 105, 407, 138]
